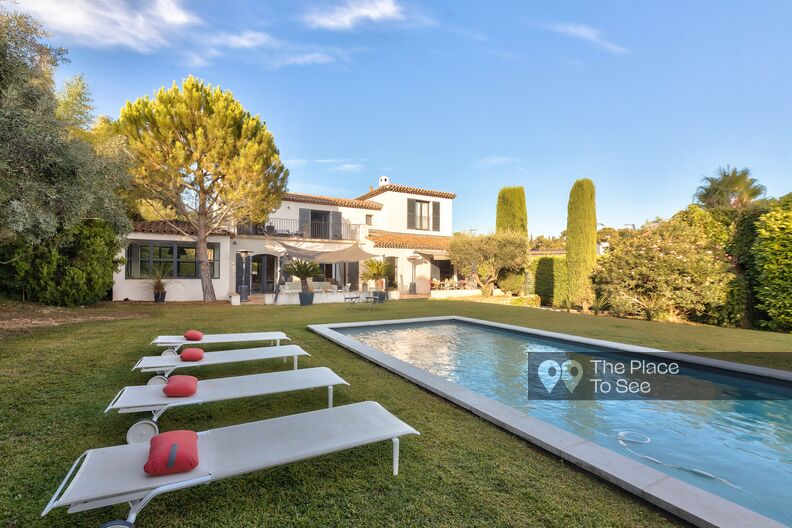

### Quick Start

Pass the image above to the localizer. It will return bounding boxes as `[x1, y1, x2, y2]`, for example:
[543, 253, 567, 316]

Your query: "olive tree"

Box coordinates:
[449, 232, 528, 296]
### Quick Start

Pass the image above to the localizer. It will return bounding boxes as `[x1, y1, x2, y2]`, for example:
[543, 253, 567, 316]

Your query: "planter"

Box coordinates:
[376, 291, 387, 303]
[298, 292, 315, 306]
[154, 291, 166, 303]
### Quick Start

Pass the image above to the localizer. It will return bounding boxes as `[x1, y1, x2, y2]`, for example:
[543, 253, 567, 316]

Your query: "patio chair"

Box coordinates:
[106, 368, 348, 443]
[42, 402, 419, 528]
[132, 344, 310, 384]
[151, 331, 290, 354]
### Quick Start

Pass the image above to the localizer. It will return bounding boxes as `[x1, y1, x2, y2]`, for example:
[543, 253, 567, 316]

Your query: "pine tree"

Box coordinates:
[495, 186, 528, 234]
[566, 179, 597, 311]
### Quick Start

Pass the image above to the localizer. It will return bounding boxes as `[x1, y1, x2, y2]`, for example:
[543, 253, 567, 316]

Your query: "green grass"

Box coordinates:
[1, 300, 790, 527]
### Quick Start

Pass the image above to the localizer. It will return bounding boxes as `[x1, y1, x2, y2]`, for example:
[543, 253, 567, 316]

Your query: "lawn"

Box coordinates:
[2, 299, 790, 528]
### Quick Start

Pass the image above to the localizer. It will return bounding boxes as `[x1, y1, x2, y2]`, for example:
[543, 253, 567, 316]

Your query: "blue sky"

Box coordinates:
[15, 0, 792, 236]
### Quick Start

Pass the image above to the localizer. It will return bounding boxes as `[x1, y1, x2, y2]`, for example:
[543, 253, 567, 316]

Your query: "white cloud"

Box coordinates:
[546, 23, 629, 55]
[303, 0, 404, 30]
[330, 163, 364, 172]
[268, 52, 336, 68]
[13, 0, 199, 53]
[315, 158, 347, 164]
[474, 156, 524, 168]
[283, 159, 308, 168]
[216, 31, 280, 49]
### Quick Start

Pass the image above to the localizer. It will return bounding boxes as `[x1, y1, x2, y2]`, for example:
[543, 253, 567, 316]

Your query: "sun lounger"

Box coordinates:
[151, 331, 290, 354]
[106, 367, 349, 443]
[42, 402, 419, 527]
[133, 345, 310, 384]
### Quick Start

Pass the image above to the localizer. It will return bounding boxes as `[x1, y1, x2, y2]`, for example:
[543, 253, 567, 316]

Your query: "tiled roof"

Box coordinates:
[133, 221, 230, 236]
[356, 184, 456, 201]
[367, 229, 451, 251]
[282, 192, 383, 210]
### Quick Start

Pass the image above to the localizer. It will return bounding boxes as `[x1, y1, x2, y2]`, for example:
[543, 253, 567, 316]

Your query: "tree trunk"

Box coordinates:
[196, 215, 216, 302]
[300, 277, 309, 292]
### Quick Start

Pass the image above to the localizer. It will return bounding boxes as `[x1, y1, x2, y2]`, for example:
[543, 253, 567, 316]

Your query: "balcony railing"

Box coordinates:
[236, 218, 360, 241]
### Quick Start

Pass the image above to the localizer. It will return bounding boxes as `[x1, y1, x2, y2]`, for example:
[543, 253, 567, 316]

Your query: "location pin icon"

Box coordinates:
[538, 360, 561, 393]
[561, 360, 583, 393]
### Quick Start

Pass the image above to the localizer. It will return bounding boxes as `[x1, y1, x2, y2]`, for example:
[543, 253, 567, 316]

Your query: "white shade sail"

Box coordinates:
[279, 242, 378, 264]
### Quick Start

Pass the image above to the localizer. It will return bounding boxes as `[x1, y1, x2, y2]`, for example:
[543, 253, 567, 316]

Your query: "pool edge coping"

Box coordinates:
[309, 315, 788, 528]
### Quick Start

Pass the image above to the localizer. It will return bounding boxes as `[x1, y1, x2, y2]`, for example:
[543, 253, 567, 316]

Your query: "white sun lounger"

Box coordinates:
[42, 402, 419, 528]
[106, 367, 349, 443]
[132, 345, 310, 384]
[151, 331, 290, 353]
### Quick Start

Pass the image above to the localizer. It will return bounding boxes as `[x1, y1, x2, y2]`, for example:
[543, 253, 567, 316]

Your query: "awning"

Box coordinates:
[278, 242, 378, 264]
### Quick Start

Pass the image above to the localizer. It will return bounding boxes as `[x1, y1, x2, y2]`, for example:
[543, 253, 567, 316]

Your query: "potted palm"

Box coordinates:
[283, 258, 321, 306]
[361, 258, 392, 302]
[149, 263, 173, 303]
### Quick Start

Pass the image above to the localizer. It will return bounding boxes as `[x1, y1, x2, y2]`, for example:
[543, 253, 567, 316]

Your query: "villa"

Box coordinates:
[113, 176, 457, 302]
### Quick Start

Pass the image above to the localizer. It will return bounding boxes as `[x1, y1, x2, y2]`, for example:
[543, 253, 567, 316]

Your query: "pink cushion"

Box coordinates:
[180, 348, 204, 362]
[183, 330, 204, 341]
[163, 375, 198, 397]
[143, 430, 199, 476]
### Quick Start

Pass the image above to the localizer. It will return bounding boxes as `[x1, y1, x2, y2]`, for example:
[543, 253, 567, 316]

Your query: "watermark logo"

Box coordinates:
[537, 359, 583, 393]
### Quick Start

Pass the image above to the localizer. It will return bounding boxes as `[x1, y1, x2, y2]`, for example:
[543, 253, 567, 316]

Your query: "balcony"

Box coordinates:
[236, 217, 360, 241]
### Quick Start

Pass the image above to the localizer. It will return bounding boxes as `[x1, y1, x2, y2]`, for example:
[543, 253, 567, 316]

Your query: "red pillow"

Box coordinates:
[143, 430, 199, 476]
[180, 348, 204, 362]
[183, 330, 203, 341]
[163, 375, 198, 397]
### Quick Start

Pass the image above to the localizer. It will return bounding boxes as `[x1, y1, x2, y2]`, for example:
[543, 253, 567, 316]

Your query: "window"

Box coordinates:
[407, 199, 431, 230]
[126, 241, 220, 279]
[365, 214, 373, 226]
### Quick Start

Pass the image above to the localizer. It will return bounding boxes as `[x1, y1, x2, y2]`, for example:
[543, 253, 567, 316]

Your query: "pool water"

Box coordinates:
[339, 320, 792, 524]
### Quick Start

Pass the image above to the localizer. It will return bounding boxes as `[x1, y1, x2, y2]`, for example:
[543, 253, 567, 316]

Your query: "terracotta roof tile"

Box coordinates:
[367, 229, 450, 251]
[282, 192, 382, 210]
[133, 221, 230, 236]
[356, 184, 456, 201]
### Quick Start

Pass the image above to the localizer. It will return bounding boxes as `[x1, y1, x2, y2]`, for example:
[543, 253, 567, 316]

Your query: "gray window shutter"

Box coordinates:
[407, 199, 416, 229]
[348, 261, 359, 290]
[330, 211, 342, 239]
[432, 201, 440, 231]
[298, 208, 311, 237]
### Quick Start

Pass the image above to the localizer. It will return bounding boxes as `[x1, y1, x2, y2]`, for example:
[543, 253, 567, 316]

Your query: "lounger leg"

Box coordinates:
[392, 438, 400, 476]
[327, 385, 333, 408]
[293, 355, 298, 370]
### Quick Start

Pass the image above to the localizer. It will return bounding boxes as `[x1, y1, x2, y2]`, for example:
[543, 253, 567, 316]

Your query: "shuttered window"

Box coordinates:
[407, 199, 432, 230]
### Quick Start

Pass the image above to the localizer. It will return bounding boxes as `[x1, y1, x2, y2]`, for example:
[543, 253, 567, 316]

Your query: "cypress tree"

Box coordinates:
[496, 186, 528, 234]
[566, 179, 597, 311]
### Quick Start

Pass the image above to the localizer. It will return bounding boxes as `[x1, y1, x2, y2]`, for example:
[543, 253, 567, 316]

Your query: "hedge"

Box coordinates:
[566, 179, 597, 309]
[753, 208, 792, 330]
[495, 186, 528, 234]
[527, 255, 568, 307]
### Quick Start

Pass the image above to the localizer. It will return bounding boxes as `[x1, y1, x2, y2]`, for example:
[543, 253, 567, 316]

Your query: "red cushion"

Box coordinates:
[180, 348, 204, 362]
[143, 430, 199, 476]
[162, 375, 198, 397]
[183, 330, 204, 341]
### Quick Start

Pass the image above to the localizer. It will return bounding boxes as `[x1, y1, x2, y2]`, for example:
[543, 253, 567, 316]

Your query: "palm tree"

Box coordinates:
[694, 167, 766, 209]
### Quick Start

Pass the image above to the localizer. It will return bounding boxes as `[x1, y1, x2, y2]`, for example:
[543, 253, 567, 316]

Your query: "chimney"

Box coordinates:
[369, 185, 374, 192]
[378, 175, 390, 187]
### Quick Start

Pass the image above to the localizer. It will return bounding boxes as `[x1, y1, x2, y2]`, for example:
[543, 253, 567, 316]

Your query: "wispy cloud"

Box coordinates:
[303, 0, 404, 30]
[14, 0, 199, 53]
[474, 156, 524, 168]
[283, 159, 308, 168]
[268, 52, 336, 68]
[214, 31, 280, 49]
[546, 23, 629, 55]
[330, 163, 364, 172]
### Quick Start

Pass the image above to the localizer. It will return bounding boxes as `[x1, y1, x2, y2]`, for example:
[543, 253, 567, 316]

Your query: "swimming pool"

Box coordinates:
[316, 317, 792, 526]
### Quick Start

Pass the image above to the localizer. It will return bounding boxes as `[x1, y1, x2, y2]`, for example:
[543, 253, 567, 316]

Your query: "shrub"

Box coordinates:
[528, 255, 568, 307]
[450, 232, 528, 297]
[566, 179, 598, 310]
[0, 220, 122, 306]
[593, 216, 732, 321]
[510, 294, 541, 307]
[498, 272, 525, 296]
[283, 259, 321, 293]
[496, 186, 528, 234]
[752, 209, 792, 330]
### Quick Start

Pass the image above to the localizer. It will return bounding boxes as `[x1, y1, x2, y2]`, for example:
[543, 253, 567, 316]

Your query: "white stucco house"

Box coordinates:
[113, 176, 457, 302]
